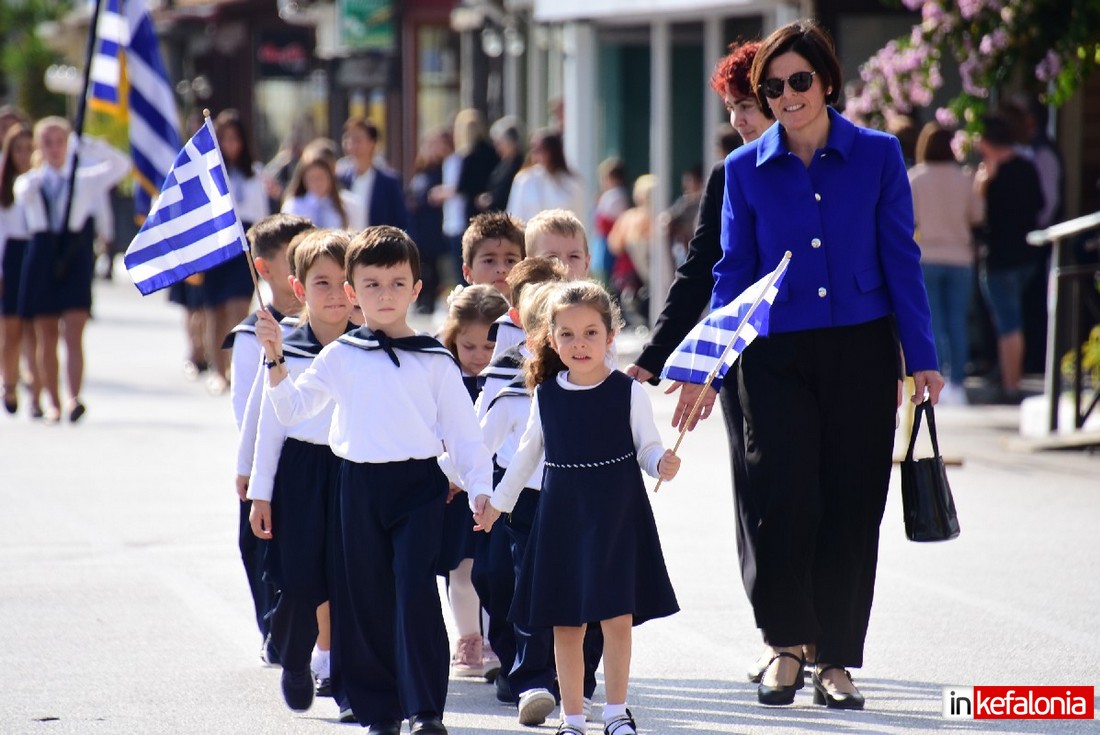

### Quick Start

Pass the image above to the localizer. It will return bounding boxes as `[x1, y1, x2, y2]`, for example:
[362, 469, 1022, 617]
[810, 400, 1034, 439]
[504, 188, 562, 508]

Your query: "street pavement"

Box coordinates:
[1, 278, 1098, 734]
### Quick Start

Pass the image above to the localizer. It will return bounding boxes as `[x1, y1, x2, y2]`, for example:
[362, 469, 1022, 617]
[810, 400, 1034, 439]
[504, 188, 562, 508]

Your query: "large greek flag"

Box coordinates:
[90, 0, 180, 217]
[124, 118, 248, 295]
[661, 253, 791, 387]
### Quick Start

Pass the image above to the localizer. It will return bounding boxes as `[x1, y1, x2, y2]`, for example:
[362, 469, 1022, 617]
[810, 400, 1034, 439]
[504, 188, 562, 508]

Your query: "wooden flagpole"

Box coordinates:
[202, 107, 267, 312]
[654, 250, 791, 492]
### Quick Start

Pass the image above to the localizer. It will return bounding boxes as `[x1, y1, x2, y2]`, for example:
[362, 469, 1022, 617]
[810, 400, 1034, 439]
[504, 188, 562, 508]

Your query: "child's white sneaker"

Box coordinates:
[518, 688, 557, 726]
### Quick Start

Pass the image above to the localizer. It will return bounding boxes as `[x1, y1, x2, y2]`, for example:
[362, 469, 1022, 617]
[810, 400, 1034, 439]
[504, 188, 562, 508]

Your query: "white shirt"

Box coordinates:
[351, 167, 377, 229]
[246, 352, 335, 502]
[489, 371, 666, 513]
[235, 316, 298, 468]
[228, 164, 270, 225]
[266, 340, 494, 508]
[481, 376, 543, 491]
[16, 136, 129, 234]
[282, 192, 360, 230]
[441, 153, 466, 237]
[506, 165, 586, 225]
[0, 200, 30, 266]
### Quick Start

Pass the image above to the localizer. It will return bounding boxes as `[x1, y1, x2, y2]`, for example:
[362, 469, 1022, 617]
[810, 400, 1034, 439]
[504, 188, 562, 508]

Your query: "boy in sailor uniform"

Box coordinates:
[246, 230, 356, 715]
[227, 214, 314, 663]
[256, 226, 494, 735]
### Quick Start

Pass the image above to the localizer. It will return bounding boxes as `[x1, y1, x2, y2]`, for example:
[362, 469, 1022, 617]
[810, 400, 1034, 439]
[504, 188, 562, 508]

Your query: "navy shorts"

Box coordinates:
[980, 263, 1036, 336]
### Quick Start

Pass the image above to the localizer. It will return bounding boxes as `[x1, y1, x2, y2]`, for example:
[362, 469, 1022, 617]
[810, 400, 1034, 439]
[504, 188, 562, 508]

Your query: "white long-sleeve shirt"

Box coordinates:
[281, 191, 361, 230]
[266, 338, 494, 508]
[246, 352, 335, 502]
[481, 379, 543, 491]
[489, 371, 666, 513]
[235, 314, 299, 468]
[15, 136, 129, 235]
[228, 164, 269, 226]
[0, 200, 30, 267]
[506, 165, 586, 225]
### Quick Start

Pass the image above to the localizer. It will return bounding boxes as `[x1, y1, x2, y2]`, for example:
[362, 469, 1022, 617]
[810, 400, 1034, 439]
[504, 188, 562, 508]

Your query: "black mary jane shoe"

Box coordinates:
[409, 712, 448, 735]
[812, 664, 866, 710]
[365, 722, 400, 735]
[3, 385, 17, 415]
[757, 651, 804, 705]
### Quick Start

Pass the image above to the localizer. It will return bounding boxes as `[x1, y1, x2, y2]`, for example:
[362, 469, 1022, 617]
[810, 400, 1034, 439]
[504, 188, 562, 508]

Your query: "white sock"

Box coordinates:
[311, 647, 330, 678]
[564, 714, 587, 729]
[604, 703, 628, 721]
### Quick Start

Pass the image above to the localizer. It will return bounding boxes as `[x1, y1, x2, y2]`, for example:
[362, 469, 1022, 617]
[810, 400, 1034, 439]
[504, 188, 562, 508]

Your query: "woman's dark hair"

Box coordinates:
[750, 20, 842, 120]
[0, 123, 32, 209]
[980, 113, 1016, 149]
[214, 109, 255, 173]
[531, 129, 570, 176]
[915, 122, 956, 164]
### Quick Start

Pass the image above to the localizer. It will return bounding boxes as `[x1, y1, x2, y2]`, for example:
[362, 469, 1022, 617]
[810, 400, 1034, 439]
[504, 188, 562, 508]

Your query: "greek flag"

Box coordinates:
[124, 118, 248, 295]
[90, 0, 181, 217]
[661, 253, 791, 386]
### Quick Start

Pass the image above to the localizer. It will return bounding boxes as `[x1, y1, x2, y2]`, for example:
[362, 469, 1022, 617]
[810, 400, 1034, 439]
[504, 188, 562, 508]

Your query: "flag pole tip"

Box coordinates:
[783, 250, 792, 259]
[202, 108, 211, 119]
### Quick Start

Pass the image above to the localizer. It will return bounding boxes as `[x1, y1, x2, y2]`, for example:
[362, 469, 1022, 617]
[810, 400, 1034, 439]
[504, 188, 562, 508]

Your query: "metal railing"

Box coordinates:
[1027, 212, 1100, 434]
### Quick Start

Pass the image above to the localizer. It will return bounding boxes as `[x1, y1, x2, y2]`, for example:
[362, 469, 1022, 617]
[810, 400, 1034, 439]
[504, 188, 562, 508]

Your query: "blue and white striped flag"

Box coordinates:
[661, 253, 791, 386]
[90, 0, 181, 218]
[124, 118, 248, 295]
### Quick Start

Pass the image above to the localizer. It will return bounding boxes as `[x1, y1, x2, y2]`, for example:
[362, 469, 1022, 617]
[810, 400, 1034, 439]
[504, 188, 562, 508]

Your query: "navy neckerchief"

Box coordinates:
[282, 321, 357, 358]
[338, 326, 455, 367]
[487, 313, 522, 342]
[479, 342, 525, 382]
[222, 306, 287, 349]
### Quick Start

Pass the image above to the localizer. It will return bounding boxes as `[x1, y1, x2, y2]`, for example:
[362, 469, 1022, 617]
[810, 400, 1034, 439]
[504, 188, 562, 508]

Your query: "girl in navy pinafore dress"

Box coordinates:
[477, 281, 680, 735]
[438, 284, 509, 678]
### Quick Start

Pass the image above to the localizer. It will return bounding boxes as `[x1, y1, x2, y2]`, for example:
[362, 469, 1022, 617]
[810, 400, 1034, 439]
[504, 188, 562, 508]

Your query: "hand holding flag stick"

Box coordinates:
[654, 251, 792, 492]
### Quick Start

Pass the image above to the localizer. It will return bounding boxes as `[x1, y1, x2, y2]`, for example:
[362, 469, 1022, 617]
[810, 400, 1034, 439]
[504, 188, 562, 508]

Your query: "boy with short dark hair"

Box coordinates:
[226, 213, 314, 663]
[460, 210, 525, 298]
[256, 225, 494, 735]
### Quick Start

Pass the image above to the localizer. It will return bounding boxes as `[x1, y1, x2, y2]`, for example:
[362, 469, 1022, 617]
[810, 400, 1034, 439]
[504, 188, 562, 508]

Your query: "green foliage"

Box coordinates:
[0, 0, 76, 118]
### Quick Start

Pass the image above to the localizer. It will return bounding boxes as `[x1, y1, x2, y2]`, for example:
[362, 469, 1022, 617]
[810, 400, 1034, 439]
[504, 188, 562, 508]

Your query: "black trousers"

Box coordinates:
[238, 500, 276, 641]
[717, 379, 755, 601]
[737, 317, 897, 667]
[330, 458, 449, 724]
[265, 439, 341, 676]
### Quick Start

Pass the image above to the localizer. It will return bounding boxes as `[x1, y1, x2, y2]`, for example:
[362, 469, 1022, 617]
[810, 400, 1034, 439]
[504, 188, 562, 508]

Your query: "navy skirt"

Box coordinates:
[1, 238, 29, 316]
[436, 494, 476, 574]
[18, 222, 96, 318]
[201, 250, 255, 307]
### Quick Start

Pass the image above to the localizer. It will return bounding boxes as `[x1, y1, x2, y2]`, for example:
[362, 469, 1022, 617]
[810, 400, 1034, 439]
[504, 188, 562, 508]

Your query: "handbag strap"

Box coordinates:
[905, 400, 942, 461]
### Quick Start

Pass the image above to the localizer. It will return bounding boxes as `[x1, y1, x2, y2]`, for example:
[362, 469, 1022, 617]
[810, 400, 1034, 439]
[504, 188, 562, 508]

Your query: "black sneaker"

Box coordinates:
[281, 668, 315, 711]
[315, 676, 333, 697]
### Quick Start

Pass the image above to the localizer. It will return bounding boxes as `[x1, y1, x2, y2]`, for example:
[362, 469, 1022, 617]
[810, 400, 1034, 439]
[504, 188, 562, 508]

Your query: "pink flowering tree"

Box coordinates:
[845, 0, 1100, 146]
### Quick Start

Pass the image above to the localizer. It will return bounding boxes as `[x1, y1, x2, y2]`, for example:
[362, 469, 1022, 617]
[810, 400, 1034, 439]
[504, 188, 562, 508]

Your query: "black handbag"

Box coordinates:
[900, 401, 961, 542]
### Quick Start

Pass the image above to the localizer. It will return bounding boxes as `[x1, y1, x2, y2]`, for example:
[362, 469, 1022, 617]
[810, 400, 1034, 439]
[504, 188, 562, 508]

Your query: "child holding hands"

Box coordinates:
[256, 226, 494, 735]
[476, 281, 680, 735]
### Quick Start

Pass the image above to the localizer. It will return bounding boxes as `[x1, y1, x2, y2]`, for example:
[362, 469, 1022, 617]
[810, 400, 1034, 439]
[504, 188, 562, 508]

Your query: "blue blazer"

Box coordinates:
[341, 166, 410, 232]
[713, 107, 938, 373]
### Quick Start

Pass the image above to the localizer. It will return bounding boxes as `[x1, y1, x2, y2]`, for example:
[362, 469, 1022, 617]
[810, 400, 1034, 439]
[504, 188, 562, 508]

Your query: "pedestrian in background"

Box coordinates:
[507, 129, 585, 225]
[975, 112, 1044, 404]
[592, 157, 630, 285]
[711, 20, 941, 709]
[454, 109, 499, 224]
[479, 116, 525, 214]
[909, 121, 984, 405]
[16, 117, 129, 423]
[608, 174, 658, 325]
[281, 156, 358, 230]
[0, 122, 39, 417]
[204, 110, 269, 395]
[408, 128, 449, 314]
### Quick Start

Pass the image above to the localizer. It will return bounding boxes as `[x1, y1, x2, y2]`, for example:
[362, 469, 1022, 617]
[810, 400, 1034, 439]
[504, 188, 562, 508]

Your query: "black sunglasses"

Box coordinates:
[758, 71, 817, 99]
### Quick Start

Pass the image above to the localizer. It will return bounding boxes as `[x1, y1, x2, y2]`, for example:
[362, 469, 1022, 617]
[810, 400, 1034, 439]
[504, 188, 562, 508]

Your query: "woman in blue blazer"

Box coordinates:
[714, 20, 943, 709]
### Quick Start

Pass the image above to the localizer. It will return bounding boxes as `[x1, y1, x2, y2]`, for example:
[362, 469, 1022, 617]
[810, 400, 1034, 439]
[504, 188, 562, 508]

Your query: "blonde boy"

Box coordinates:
[524, 209, 591, 280]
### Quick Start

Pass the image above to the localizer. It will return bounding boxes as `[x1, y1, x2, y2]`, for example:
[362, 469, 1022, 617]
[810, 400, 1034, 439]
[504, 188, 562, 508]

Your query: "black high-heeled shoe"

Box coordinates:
[757, 651, 804, 705]
[2, 385, 17, 415]
[812, 664, 865, 710]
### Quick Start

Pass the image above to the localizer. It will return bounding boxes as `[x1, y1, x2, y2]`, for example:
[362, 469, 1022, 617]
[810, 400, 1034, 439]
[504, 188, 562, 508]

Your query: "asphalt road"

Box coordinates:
[1, 278, 1097, 734]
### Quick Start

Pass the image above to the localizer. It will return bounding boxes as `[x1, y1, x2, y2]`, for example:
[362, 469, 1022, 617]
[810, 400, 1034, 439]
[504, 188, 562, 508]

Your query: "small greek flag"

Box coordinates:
[661, 253, 791, 387]
[123, 118, 248, 295]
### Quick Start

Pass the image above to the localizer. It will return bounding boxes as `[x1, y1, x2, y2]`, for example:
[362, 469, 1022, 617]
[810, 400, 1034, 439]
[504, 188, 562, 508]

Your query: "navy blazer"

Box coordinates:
[714, 107, 937, 373]
[341, 166, 410, 232]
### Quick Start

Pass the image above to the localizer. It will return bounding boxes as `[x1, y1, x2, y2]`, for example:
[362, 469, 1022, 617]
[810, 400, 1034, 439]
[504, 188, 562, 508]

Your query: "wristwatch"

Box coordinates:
[264, 354, 286, 369]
